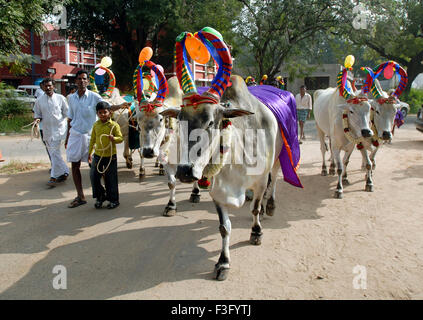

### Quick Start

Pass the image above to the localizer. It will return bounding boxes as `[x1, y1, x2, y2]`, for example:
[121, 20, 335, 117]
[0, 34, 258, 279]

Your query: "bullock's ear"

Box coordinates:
[160, 108, 180, 118]
[222, 108, 254, 118]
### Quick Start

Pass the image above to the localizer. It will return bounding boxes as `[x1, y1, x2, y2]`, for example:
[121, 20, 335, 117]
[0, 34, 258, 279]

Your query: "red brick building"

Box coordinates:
[1, 23, 217, 95]
[0, 23, 101, 94]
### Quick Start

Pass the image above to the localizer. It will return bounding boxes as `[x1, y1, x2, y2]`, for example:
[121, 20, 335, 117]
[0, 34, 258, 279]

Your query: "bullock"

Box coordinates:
[161, 29, 302, 280]
[358, 62, 408, 171]
[314, 67, 374, 198]
[135, 61, 203, 216]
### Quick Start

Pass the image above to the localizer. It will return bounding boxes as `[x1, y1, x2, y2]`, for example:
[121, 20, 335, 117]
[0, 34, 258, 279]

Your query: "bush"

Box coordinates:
[401, 89, 423, 114]
[0, 99, 28, 119]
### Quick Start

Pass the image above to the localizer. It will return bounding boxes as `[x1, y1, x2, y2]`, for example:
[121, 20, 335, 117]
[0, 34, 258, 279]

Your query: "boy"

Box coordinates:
[88, 101, 123, 209]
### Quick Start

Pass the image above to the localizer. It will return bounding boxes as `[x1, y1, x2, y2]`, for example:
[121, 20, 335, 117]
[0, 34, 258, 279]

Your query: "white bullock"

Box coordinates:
[135, 64, 203, 216]
[314, 74, 374, 198]
[162, 29, 301, 280]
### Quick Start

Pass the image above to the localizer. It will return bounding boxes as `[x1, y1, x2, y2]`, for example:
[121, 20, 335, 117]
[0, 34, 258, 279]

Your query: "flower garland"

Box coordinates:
[342, 110, 381, 150]
[198, 119, 232, 189]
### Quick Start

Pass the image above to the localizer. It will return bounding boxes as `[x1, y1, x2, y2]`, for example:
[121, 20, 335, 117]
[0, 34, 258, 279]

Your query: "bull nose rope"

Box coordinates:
[21, 120, 40, 140]
[342, 110, 380, 150]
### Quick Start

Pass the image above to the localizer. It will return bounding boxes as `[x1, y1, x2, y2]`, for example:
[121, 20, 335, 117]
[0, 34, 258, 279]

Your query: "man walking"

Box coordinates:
[65, 70, 129, 208]
[295, 85, 313, 144]
[33, 78, 69, 186]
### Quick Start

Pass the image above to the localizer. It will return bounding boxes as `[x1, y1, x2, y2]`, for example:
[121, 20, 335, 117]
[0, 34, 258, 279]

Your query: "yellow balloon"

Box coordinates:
[100, 56, 112, 68]
[344, 55, 355, 69]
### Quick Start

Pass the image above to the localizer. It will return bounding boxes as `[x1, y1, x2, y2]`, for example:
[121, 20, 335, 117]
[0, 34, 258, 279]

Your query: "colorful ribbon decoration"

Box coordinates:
[175, 27, 233, 101]
[361, 61, 408, 99]
[89, 66, 116, 98]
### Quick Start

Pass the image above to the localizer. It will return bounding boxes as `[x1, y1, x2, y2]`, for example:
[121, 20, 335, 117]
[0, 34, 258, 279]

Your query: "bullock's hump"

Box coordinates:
[222, 75, 249, 102]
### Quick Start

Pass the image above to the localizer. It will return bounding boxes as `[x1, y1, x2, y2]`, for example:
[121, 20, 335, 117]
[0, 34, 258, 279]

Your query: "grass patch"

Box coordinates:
[0, 160, 49, 174]
[0, 113, 34, 133]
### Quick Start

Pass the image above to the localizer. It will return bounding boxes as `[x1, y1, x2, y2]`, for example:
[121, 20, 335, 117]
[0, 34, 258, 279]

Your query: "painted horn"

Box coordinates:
[195, 28, 232, 100]
[361, 61, 408, 99]
[175, 32, 198, 96]
[337, 67, 356, 100]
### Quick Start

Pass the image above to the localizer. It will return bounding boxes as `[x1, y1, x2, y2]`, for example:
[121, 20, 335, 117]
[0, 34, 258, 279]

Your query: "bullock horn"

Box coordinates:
[362, 61, 408, 99]
[196, 27, 232, 100]
[337, 68, 355, 100]
[134, 60, 169, 111]
[175, 32, 198, 96]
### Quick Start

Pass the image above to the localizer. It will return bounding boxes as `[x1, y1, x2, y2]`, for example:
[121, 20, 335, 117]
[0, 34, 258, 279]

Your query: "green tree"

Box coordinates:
[336, 0, 423, 93]
[0, 0, 62, 74]
[232, 0, 346, 82]
[65, 0, 241, 89]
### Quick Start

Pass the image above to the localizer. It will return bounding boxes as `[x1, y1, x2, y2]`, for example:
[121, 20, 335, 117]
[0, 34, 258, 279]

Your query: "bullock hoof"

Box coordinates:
[365, 185, 374, 192]
[334, 191, 343, 199]
[189, 194, 201, 203]
[321, 169, 328, 176]
[342, 178, 350, 185]
[213, 265, 230, 281]
[158, 169, 165, 176]
[249, 232, 263, 245]
[126, 162, 132, 169]
[329, 169, 336, 176]
[163, 207, 177, 217]
[155, 161, 159, 168]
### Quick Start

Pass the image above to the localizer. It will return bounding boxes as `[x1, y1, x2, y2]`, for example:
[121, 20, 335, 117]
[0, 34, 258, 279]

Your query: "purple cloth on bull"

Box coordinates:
[197, 85, 303, 188]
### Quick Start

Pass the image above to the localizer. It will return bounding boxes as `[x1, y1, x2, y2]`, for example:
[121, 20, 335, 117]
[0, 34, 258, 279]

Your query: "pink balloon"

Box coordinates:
[95, 63, 106, 76]
[384, 65, 394, 79]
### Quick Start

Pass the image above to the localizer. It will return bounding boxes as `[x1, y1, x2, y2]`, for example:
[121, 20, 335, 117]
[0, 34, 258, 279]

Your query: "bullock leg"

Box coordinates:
[332, 148, 344, 199]
[359, 149, 374, 192]
[316, 125, 328, 176]
[370, 147, 379, 170]
[342, 146, 354, 185]
[163, 164, 177, 216]
[139, 151, 145, 178]
[123, 137, 133, 169]
[214, 202, 231, 281]
[249, 181, 267, 245]
[264, 165, 279, 216]
[328, 139, 336, 175]
[189, 181, 201, 203]
[158, 164, 165, 176]
[155, 158, 159, 168]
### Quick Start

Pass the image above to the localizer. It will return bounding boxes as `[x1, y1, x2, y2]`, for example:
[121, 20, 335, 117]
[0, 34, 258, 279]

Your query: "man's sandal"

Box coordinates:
[68, 197, 87, 208]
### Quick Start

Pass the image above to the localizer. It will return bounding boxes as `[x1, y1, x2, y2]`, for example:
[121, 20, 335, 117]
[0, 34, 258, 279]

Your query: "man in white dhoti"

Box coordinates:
[33, 78, 69, 187]
[65, 70, 130, 208]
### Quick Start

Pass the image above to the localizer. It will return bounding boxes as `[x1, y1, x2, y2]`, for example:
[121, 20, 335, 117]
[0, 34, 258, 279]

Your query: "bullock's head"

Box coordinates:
[161, 28, 252, 183]
[338, 67, 373, 138]
[135, 60, 169, 158]
[361, 62, 408, 140]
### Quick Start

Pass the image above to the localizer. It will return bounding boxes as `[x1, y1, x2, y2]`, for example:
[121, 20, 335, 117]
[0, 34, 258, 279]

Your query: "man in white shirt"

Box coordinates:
[295, 85, 313, 143]
[65, 70, 130, 208]
[33, 78, 69, 187]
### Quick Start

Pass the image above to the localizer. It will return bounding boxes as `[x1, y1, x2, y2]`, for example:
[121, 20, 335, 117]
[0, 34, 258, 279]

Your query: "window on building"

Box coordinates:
[304, 76, 330, 90]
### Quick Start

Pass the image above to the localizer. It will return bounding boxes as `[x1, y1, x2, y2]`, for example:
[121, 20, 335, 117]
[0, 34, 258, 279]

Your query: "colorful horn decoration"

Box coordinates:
[361, 61, 408, 99]
[175, 27, 233, 101]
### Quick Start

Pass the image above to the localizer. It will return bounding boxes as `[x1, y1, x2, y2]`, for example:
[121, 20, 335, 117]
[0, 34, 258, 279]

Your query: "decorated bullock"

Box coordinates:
[134, 60, 203, 216]
[161, 28, 302, 280]
[359, 61, 408, 170]
[314, 59, 374, 198]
